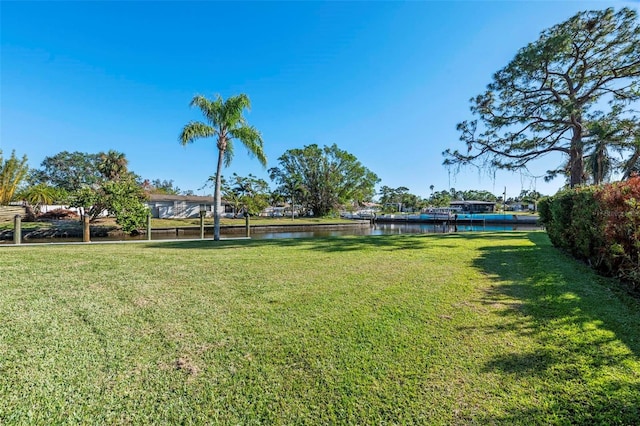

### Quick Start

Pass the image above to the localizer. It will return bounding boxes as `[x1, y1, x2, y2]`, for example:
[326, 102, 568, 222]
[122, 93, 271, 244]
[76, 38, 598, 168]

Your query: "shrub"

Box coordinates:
[540, 176, 640, 292]
[595, 176, 640, 287]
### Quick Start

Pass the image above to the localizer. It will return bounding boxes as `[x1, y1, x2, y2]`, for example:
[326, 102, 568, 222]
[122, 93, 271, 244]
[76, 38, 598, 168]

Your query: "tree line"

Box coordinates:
[2, 145, 536, 232]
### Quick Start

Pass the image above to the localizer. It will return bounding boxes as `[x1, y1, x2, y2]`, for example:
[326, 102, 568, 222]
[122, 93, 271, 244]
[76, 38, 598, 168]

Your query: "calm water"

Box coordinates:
[3, 223, 541, 245]
[252, 223, 540, 239]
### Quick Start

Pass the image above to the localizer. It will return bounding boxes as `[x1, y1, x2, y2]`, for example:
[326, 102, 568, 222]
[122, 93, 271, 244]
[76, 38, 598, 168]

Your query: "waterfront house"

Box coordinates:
[449, 200, 496, 213]
[146, 194, 235, 219]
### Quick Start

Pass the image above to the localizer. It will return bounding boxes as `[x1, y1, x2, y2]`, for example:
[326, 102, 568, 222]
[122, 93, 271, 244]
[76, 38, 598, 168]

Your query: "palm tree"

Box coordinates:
[97, 150, 128, 181]
[179, 94, 266, 240]
[19, 184, 58, 214]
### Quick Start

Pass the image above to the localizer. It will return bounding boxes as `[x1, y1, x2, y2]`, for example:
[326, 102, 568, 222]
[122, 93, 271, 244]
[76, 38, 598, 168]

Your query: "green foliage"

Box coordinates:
[270, 144, 380, 217]
[595, 176, 640, 285]
[97, 150, 130, 181]
[144, 178, 181, 195]
[179, 93, 267, 240]
[427, 190, 452, 207]
[17, 184, 67, 214]
[445, 7, 640, 188]
[32, 151, 102, 192]
[102, 179, 149, 234]
[69, 186, 102, 221]
[0, 150, 29, 205]
[69, 178, 148, 233]
[378, 186, 424, 212]
[231, 173, 270, 216]
[540, 176, 640, 290]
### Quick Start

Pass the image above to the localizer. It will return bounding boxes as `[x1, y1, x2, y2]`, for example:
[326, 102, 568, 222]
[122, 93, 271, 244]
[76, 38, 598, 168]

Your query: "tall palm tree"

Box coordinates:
[179, 94, 266, 240]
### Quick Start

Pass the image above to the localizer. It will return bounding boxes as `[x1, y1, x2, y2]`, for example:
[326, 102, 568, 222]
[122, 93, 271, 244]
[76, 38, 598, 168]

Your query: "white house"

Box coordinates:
[146, 194, 235, 219]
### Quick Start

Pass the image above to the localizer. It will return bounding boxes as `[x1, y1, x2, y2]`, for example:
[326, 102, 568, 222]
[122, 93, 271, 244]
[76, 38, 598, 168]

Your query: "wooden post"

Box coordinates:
[147, 211, 152, 241]
[245, 213, 250, 238]
[199, 210, 205, 239]
[13, 214, 21, 245]
[83, 215, 90, 243]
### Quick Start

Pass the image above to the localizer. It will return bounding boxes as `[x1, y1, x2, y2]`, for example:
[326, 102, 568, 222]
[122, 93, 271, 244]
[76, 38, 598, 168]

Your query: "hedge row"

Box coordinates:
[538, 176, 640, 291]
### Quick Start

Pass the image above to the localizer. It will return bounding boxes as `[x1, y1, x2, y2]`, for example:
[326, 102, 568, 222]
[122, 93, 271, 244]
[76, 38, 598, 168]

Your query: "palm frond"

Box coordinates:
[222, 94, 251, 128]
[224, 142, 234, 167]
[179, 121, 217, 146]
[189, 95, 217, 125]
[229, 125, 267, 167]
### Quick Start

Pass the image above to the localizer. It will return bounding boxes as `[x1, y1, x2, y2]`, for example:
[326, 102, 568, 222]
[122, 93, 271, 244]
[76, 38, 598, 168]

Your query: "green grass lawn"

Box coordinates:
[1, 232, 638, 424]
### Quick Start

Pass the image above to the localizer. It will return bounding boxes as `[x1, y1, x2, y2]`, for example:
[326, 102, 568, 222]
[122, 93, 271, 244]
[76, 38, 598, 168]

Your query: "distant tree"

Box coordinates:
[428, 190, 452, 207]
[143, 178, 181, 195]
[54, 150, 147, 230]
[269, 144, 379, 217]
[70, 176, 148, 232]
[269, 190, 285, 207]
[621, 122, 640, 180]
[230, 173, 270, 216]
[449, 188, 464, 200]
[97, 150, 129, 181]
[444, 8, 640, 187]
[102, 179, 149, 234]
[579, 112, 638, 184]
[69, 186, 104, 221]
[378, 186, 423, 212]
[268, 168, 304, 219]
[33, 151, 101, 192]
[461, 190, 498, 202]
[18, 184, 65, 214]
[0, 150, 29, 205]
[179, 94, 267, 240]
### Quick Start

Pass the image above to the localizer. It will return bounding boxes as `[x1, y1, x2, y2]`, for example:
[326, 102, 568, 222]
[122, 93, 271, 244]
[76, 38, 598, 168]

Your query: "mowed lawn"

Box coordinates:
[1, 232, 639, 425]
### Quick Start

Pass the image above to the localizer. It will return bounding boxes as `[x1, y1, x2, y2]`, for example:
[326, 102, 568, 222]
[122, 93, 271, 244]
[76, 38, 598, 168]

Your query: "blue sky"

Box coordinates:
[2, 1, 638, 199]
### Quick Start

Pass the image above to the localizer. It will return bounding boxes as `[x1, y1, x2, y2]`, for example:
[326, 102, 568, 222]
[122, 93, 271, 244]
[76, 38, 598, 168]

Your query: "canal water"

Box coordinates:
[4, 222, 542, 245]
[253, 223, 540, 239]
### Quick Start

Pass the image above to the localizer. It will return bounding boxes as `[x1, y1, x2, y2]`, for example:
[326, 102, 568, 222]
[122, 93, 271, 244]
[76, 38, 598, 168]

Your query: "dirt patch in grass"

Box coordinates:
[176, 357, 200, 375]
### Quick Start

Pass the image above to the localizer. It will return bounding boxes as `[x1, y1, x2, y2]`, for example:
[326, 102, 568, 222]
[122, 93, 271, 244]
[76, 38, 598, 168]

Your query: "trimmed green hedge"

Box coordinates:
[539, 176, 640, 291]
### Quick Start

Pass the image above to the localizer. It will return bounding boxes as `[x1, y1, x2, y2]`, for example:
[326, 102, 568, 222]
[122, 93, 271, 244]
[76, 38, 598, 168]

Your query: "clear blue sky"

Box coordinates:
[2, 1, 638, 199]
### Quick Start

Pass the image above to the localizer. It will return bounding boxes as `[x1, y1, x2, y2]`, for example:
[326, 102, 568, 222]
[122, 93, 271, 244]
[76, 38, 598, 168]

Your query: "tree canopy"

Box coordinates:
[269, 144, 379, 217]
[378, 186, 424, 212]
[31, 151, 102, 192]
[444, 7, 640, 187]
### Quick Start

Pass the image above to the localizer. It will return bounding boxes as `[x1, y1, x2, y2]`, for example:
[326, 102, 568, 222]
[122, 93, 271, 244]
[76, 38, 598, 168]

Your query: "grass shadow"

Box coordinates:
[146, 233, 432, 253]
[469, 231, 640, 424]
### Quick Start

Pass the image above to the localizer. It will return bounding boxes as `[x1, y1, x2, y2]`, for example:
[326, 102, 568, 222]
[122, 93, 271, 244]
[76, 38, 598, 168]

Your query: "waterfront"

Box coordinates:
[2, 222, 542, 245]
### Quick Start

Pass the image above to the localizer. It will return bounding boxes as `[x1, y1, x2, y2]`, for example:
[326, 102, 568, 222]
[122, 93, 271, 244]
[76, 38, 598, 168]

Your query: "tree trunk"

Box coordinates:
[569, 128, 584, 188]
[213, 148, 225, 241]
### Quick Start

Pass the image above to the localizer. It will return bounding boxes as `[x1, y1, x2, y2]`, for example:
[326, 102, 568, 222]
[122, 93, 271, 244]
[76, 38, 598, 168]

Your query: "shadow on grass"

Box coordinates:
[145, 231, 539, 254]
[470, 232, 640, 424]
[146, 234, 433, 253]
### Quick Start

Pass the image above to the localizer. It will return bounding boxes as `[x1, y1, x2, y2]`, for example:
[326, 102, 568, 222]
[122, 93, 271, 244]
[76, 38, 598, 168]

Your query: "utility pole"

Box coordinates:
[503, 187, 507, 212]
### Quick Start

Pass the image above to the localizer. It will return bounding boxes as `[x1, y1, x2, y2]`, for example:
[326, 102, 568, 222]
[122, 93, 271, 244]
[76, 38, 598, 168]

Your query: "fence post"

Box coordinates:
[245, 213, 250, 238]
[83, 215, 90, 243]
[13, 214, 21, 245]
[200, 210, 205, 239]
[147, 211, 152, 241]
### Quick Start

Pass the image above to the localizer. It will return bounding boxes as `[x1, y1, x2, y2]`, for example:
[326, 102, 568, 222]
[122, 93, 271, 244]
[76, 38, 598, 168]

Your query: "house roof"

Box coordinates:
[449, 200, 496, 205]
[148, 193, 215, 203]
